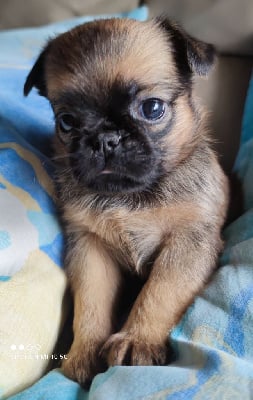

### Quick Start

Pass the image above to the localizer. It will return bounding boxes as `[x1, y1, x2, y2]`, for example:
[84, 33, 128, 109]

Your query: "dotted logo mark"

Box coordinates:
[10, 344, 27, 351]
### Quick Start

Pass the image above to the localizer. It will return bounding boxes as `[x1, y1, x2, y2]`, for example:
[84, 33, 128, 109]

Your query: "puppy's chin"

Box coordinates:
[75, 169, 160, 194]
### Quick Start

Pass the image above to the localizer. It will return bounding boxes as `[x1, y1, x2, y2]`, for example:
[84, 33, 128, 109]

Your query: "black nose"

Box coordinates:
[97, 132, 121, 154]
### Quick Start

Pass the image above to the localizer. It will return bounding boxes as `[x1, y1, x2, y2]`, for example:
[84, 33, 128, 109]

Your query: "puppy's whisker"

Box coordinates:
[50, 153, 76, 161]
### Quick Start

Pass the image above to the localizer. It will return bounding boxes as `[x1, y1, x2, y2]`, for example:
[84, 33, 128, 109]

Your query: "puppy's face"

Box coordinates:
[24, 18, 215, 193]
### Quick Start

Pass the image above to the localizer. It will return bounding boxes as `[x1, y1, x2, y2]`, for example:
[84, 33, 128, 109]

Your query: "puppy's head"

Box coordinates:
[24, 18, 215, 194]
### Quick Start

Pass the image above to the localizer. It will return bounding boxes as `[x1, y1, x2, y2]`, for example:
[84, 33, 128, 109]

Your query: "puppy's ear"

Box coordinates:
[24, 43, 51, 97]
[157, 17, 216, 77]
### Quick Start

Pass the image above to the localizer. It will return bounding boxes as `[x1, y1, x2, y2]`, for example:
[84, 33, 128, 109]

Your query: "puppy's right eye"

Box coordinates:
[58, 114, 77, 132]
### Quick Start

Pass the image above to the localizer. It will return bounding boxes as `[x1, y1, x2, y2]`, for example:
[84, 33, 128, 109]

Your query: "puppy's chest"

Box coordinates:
[83, 208, 166, 274]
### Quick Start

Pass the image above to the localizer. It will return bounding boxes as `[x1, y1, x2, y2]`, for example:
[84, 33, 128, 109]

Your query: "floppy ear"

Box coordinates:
[157, 17, 216, 77]
[24, 44, 51, 97]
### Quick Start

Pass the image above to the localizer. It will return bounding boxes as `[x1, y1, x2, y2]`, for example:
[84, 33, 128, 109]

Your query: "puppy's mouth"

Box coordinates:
[70, 150, 160, 194]
[64, 129, 162, 194]
[86, 165, 157, 193]
[99, 169, 114, 175]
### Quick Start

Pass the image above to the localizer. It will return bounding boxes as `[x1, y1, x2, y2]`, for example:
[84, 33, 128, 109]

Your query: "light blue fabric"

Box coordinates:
[8, 369, 86, 400]
[3, 9, 253, 400]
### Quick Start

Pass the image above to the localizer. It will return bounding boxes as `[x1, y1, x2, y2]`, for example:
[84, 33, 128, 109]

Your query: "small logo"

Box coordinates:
[8, 343, 67, 361]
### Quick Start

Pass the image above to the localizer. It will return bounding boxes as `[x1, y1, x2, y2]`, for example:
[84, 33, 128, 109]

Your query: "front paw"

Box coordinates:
[102, 332, 169, 367]
[62, 343, 106, 388]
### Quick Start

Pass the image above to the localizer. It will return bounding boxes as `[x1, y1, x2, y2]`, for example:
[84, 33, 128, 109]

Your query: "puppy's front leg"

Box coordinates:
[103, 225, 221, 366]
[62, 232, 121, 386]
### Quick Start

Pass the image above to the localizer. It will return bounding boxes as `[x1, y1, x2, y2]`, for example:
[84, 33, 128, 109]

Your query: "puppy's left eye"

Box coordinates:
[140, 98, 166, 121]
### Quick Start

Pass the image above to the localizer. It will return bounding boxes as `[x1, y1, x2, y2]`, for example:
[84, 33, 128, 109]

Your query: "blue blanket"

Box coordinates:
[1, 7, 253, 400]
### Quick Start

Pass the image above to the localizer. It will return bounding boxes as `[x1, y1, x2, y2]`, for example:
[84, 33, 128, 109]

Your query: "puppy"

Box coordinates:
[24, 17, 229, 386]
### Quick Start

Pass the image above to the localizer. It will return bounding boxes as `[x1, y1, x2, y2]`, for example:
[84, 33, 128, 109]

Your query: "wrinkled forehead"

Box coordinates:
[45, 19, 178, 100]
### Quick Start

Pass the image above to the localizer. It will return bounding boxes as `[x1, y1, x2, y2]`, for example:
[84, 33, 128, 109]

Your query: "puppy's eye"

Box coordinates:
[58, 113, 77, 132]
[141, 98, 166, 121]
